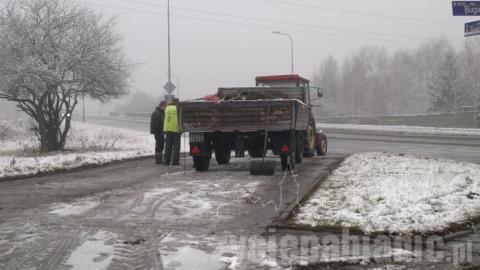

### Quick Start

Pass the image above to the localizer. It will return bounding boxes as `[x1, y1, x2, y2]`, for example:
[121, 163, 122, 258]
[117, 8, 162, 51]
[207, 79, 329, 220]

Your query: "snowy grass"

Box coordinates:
[294, 152, 480, 235]
[0, 121, 156, 179]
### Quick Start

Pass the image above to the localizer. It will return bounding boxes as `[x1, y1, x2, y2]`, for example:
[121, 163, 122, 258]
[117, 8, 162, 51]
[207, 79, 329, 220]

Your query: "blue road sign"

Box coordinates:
[465, 20, 480, 36]
[453, 1, 480, 16]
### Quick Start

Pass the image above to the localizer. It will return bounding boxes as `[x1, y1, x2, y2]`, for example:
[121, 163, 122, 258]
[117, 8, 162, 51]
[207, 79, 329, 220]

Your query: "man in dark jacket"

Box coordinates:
[150, 101, 167, 164]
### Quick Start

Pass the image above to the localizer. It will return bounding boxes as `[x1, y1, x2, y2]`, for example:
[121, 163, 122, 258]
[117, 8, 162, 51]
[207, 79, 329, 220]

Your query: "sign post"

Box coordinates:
[163, 82, 176, 102]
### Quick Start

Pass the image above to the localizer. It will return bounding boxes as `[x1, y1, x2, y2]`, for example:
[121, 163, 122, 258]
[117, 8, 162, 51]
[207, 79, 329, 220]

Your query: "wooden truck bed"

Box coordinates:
[179, 99, 310, 133]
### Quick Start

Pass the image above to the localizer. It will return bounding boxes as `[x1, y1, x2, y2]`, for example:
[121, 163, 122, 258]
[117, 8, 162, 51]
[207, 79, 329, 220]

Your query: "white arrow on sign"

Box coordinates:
[163, 82, 176, 94]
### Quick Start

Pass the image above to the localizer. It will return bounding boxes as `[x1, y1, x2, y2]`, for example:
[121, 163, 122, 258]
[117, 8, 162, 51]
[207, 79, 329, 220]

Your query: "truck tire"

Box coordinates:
[248, 135, 267, 158]
[317, 136, 328, 156]
[215, 146, 231, 165]
[193, 155, 211, 172]
[213, 134, 232, 165]
[295, 132, 303, 164]
[303, 126, 316, 158]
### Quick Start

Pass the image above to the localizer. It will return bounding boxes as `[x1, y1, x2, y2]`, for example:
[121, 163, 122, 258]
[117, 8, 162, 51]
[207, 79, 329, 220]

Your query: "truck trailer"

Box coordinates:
[179, 74, 327, 172]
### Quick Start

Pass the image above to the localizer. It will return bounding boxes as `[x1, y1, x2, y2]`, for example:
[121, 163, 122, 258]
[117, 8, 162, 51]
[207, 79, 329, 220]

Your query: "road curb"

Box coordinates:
[0, 155, 155, 183]
[268, 156, 346, 231]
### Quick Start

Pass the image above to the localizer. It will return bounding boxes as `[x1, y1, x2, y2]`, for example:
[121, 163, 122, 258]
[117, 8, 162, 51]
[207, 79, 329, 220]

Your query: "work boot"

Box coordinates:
[164, 159, 171, 166]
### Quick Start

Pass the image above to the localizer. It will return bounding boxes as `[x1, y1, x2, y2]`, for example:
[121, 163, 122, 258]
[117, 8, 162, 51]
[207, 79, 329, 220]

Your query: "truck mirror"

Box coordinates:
[317, 88, 324, 98]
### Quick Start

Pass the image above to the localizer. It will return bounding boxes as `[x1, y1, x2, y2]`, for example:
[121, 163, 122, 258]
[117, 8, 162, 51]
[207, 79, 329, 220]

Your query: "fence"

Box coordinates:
[317, 111, 479, 129]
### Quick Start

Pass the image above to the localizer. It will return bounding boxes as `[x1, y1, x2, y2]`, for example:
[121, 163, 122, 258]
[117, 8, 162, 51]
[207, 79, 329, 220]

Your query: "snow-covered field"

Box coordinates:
[317, 124, 480, 137]
[295, 152, 480, 235]
[0, 120, 186, 179]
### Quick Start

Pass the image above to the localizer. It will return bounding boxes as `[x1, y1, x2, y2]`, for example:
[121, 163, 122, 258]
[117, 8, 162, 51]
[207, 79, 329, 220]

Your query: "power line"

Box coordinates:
[82, 2, 437, 45]
[263, 0, 457, 26]
[109, 0, 432, 42]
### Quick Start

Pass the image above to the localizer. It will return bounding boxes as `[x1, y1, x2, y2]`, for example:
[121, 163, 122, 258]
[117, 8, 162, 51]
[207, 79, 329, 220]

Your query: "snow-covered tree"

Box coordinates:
[0, 0, 132, 152]
[428, 48, 459, 113]
[458, 39, 480, 107]
[312, 55, 341, 114]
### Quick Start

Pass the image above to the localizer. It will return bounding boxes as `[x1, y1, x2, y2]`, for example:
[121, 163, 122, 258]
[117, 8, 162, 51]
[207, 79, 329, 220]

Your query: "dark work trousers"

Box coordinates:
[164, 132, 181, 165]
[155, 133, 165, 162]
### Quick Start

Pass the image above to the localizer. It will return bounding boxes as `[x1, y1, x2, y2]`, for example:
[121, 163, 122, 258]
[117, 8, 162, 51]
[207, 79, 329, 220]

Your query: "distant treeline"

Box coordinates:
[313, 38, 480, 116]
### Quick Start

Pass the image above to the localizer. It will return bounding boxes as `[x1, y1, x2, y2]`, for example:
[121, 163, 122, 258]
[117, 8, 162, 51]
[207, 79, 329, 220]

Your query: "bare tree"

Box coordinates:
[0, 0, 132, 152]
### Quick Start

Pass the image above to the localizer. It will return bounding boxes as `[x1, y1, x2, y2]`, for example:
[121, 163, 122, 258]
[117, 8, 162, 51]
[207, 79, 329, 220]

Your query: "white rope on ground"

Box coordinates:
[182, 132, 187, 174]
[279, 165, 300, 214]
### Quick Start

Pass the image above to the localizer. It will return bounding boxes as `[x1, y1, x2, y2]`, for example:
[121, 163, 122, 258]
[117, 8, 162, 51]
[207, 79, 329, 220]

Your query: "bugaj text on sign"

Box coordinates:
[453, 1, 480, 16]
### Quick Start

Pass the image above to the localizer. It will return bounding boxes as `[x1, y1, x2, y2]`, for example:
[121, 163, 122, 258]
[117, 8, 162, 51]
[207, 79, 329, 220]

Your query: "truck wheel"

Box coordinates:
[303, 126, 316, 158]
[193, 156, 210, 171]
[248, 135, 267, 158]
[215, 146, 231, 165]
[316, 136, 328, 156]
[295, 132, 303, 164]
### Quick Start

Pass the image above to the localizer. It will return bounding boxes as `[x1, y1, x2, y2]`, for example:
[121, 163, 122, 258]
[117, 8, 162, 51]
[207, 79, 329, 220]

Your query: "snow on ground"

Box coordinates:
[64, 231, 117, 270]
[0, 121, 187, 179]
[295, 152, 480, 234]
[317, 123, 480, 137]
[49, 198, 100, 216]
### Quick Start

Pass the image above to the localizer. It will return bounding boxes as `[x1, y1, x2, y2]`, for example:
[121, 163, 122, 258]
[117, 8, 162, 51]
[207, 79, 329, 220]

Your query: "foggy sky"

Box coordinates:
[85, 0, 470, 101]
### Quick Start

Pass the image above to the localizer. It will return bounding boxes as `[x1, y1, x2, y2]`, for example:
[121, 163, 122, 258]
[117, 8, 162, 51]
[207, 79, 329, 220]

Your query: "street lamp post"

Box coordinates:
[273, 31, 294, 74]
[167, 0, 172, 85]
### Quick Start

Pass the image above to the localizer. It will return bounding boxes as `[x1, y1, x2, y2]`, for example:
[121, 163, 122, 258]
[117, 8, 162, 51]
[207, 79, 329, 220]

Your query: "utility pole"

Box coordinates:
[162, 0, 176, 101]
[272, 31, 294, 74]
[167, 0, 171, 86]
